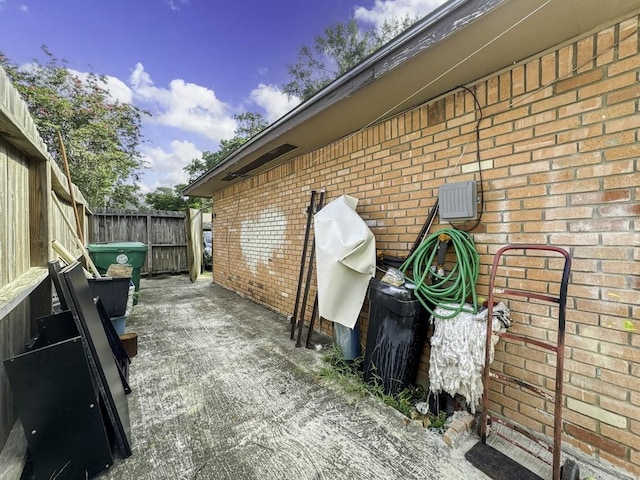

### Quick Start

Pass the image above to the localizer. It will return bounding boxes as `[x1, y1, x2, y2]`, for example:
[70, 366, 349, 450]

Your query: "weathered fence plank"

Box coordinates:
[185, 208, 203, 282]
[89, 210, 189, 275]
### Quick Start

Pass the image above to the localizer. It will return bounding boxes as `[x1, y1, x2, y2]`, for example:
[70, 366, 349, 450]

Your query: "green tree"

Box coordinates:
[184, 112, 267, 184]
[283, 15, 418, 101]
[0, 47, 147, 208]
[144, 185, 203, 211]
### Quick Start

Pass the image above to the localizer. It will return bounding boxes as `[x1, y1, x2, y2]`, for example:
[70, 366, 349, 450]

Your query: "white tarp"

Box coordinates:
[314, 195, 376, 329]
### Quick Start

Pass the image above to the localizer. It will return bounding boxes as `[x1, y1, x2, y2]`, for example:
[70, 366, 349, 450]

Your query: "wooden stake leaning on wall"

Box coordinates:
[52, 240, 92, 278]
[51, 191, 101, 277]
[57, 129, 85, 244]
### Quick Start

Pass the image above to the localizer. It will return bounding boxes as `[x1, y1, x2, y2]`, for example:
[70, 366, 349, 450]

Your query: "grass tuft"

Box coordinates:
[318, 345, 447, 430]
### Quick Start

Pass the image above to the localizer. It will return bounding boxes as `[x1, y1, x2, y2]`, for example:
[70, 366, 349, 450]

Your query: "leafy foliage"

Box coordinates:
[318, 345, 433, 422]
[283, 15, 419, 101]
[0, 47, 147, 208]
[144, 184, 204, 211]
[1, 13, 419, 210]
[184, 112, 268, 184]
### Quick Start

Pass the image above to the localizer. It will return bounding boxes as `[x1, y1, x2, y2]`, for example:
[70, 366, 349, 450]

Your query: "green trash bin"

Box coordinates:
[86, 242, 148, 304]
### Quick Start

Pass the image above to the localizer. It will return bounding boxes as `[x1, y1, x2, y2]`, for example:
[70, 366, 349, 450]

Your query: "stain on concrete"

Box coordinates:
[95, 275, 490, 480]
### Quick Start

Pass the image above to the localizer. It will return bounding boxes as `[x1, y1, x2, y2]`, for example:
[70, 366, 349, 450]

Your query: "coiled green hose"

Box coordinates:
[400, 228, 479, 319]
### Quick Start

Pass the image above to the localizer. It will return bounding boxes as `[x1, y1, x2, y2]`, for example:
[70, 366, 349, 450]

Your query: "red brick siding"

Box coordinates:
[212, 15, 640, 476]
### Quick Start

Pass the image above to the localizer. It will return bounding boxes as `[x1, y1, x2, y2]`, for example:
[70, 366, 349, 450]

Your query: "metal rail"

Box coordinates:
[480, 244, 571, 480]
[295, 190, 325, 347]
[290, 191, 316, 340]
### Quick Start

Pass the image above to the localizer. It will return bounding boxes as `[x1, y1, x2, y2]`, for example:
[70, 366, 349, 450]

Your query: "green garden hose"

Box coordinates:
[400, 228, 479, 319]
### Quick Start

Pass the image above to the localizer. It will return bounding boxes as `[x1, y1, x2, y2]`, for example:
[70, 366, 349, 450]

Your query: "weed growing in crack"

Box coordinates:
[318, 346, 447, 431]
[317, 346, 368, 396]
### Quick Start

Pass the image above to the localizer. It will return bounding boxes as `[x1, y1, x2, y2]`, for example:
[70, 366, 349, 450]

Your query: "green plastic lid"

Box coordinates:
[86, 241, 148, 252]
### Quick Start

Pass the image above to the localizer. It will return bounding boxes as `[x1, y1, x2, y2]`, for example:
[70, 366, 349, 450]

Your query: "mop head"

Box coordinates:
[428, 303, 510, 413]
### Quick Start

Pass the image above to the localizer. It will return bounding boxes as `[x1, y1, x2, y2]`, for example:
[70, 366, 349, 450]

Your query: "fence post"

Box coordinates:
[146, 213, 153, 276]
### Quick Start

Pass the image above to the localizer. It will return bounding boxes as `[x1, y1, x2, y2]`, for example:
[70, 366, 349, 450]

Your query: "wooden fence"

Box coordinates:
[0, 66, 92, 476]
[0, 66, 203, 476]
[89, 210, 189, 275]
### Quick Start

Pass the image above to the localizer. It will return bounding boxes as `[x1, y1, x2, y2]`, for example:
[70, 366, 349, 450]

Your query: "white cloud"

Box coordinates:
[0, 1, 29, 14]
[129, 63, 236, 143]
[166, 0, 188, 11]
[140, 140, 202, 192]
[249, 84, 300, 123]
[102, 75, 133, 103]
[355, 0, 447, 30]
[69, 69, 133, 104]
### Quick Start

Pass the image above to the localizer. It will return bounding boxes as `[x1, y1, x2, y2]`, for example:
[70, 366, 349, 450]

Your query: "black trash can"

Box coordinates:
[87, 277, 131, 317]
[363, 278, 428, 395]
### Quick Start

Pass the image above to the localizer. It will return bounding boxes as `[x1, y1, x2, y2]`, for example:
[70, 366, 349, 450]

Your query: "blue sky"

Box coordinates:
[0, 0, 446, 194]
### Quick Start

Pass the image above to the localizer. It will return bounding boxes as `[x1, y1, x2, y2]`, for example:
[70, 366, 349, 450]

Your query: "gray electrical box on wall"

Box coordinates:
[439, 181, 477, 220]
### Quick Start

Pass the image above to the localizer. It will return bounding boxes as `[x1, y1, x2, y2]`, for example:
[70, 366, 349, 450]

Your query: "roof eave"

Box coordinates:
[184, 0, 640, 197]
[183, 0, 500, 197]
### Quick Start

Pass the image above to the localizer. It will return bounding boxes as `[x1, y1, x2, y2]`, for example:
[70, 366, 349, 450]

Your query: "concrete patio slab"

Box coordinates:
[95, 274, 491, 480]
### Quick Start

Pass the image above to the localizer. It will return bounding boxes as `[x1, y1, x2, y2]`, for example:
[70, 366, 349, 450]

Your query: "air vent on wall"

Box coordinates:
[222, 143, 298, 181]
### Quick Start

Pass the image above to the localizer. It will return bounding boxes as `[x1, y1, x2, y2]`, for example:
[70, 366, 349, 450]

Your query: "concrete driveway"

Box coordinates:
[96, 274, 489, 480]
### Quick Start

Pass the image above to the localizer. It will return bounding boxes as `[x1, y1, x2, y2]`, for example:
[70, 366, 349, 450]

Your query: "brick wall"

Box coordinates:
[212, 15, 640, 476]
